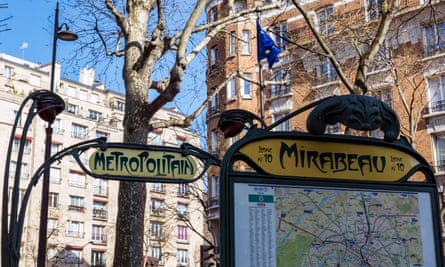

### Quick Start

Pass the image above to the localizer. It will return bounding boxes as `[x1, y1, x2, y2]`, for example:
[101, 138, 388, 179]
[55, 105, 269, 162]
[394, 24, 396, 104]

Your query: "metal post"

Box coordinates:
[37, 2, 59, 266]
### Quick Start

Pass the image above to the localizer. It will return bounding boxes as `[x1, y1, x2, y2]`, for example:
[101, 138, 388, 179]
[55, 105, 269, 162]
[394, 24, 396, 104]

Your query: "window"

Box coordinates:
[226, 76, 236, 101]
[234, 0, 246, 12]
[96, 131, 109, 139]
[211, 175, 220, 199]
[240, 73, 252, 98]
[150, 247, 162, 262]
[428, 75, 445, 113]
[67, 103, 78, 114]
[178, 183, 189, 196]
[53, 118, 64, 134]
[67, 86, 76, 97]
[435, 135, 445, 172]
[241, 30, 251, 55]
[64, 249, 81, 264]
[373, 88, 393, 108]
[71, 123, 88, 139]
[424, 22, 445, 56]
[273, 113, 290, 131]
[51, 142, 63, 156]
[68, 171, 86, 188]
[79, 90, 88, 101]
[177, 249, 188, 265]
[88, 110, 103, 121]
[13, 111, 25, 128]
[366, 0, 382, 21]
[208, 7, 218, 23]
[30, 74, 41, 87]
[177, 225, 188, 241]
[91, 250, 106, 266]
[115, 100, 125, 111]
[368, 40, 390, 73]
[48, 219, 58, 235]
[317, 6, 334, 35]
[209, 93, 219, 115]
[66, 220, 84, 238]
[271, 69, 290, 97]
[50, 167, 61, 184]
[315, 56, 337, 84]
[210, 46, 218, 71]
[150, 221, 164, 239]
[91, 93, 99, 103]
[229, 31, 237, 56]
[94, 179, 108, 196]
[69, 195, 85, 212]
[92, 224, 107, 243]
[4, 66, 13, 79]
[150, 199, 165, 216]
[93, 201, 107, 219]
[151, 183, 164, 193]
[272, 22, 288, 50]
[148, 131, 163, 145]
[176, 135, 186, 146]
[177, 203, 189, 218]
[12, 137, 31, 153]
[8, 187, 25, 204]
[211, 130, 219, 154]
[9, 161, 29, 179]
[49, 192, 59, 208]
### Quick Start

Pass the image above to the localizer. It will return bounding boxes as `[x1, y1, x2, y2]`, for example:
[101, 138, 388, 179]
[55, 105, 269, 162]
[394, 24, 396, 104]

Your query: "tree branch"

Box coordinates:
[105, 0, 128, 36]
[291, 0, 355, 94]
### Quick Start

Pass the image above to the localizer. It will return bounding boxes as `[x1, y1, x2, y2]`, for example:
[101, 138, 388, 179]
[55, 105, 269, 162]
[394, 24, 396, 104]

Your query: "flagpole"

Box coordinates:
[256, 16, 281, 126]
[258, 58, 265, 125]
[256, 15, 265, 125]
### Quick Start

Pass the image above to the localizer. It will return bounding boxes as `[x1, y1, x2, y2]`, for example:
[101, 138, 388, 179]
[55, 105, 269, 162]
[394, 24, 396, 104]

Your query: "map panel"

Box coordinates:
[234, 183, 437, 267]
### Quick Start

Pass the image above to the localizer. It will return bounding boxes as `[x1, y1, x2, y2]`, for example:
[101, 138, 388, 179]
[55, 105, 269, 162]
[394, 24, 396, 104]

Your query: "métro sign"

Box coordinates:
[88, 145, 198, 182]
[220, 128, 443, 267]
[239, 138, 421, 182]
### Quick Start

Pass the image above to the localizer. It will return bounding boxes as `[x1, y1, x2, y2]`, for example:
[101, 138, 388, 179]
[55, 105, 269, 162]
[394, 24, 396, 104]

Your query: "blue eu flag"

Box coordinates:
[256, 20, 281, 69]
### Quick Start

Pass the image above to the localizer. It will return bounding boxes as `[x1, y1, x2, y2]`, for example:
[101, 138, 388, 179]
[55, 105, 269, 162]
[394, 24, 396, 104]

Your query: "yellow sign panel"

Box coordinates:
[239, 139, 420, 182]
[89, 148, 198, 180]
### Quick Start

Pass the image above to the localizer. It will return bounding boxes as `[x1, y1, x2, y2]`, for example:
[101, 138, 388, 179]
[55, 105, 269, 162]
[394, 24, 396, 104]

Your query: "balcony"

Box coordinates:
[92, 236, 107, 244]
[424, 100, 445, 114]
[208, 105, 220, 117]
[151, 208, 165, 217]
[432, 161, 445, 174]
[207, 196, 219, 208]
[94, 186, 108, 197]
[92, 208, 108, 220]
[68, 205, 85, 212]
[66, 230, 84, 238]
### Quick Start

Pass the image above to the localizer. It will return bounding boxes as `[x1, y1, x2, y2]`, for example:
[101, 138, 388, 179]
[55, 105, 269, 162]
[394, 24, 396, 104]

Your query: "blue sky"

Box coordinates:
[1, 1, 78, 73]
[0, 1, 208, 115]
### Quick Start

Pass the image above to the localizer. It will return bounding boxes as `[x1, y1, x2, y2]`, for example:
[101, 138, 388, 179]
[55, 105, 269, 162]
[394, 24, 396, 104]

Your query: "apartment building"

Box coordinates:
[205, 0, 445, 258]
[0, 53, 204, 266]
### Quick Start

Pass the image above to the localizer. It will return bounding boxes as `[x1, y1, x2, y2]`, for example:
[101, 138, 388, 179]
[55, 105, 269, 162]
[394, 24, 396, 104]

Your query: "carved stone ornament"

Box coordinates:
[306, 95, 400, 142]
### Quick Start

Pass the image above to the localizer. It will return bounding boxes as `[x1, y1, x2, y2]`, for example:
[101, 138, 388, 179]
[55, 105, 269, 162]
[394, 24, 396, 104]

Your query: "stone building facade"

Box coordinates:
[0, 53, 204, 266]
[205, 0, 445, 260]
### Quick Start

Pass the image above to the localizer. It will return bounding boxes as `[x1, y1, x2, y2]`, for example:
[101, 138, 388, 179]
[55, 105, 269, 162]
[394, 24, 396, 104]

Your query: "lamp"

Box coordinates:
[56, 23, 78, 42]
[218, 109, 265, 138]
[37, 1, 77, 266]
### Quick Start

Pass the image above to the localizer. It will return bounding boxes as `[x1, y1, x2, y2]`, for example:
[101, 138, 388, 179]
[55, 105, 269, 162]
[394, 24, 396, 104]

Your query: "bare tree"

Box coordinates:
[60, 0, 281, 265]
[284, 0, 441, 147]
[0, 3, 12, 34]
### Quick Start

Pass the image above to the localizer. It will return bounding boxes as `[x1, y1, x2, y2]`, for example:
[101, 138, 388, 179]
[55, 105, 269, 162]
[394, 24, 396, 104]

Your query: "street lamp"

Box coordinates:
[37, 1, 78, 266]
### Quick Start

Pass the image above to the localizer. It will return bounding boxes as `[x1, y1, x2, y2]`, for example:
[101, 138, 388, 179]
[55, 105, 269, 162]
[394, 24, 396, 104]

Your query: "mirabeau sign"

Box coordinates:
[239, 138, 421, 182]
[89, 147, 198, 180]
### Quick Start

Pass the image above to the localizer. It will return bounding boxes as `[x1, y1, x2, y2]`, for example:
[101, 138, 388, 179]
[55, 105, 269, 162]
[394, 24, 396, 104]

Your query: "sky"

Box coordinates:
[0, 1, 84, 82]
[0, 0, 208, 117]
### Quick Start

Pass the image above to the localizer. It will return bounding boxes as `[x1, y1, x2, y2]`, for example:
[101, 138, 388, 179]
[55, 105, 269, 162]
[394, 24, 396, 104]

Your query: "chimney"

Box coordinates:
[79, 67, 95, 86]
